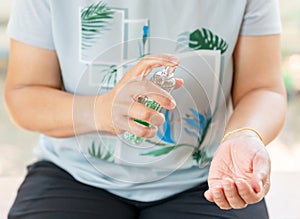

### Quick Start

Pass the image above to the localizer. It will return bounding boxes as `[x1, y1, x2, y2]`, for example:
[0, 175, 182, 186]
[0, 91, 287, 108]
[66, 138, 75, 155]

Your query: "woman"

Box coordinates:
[5, 0, 286, 218]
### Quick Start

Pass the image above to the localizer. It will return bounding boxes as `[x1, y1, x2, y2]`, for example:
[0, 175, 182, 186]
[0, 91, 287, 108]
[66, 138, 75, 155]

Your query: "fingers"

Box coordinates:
[109, 54, 181, 137]
[128, 101, 165, 127]
[122, 54, 180, 82]
[204, 190, 214, 202]
[210, 187, 232, 210]
[127, 118, 158, 138]
[146, 93, 176, 110]
[112, 101, 164, 138]
[205, 180, 245, 210]
[125, 80, 177, 110]
[115, 114, 158, 138]
[174, 78, 184, 90]
[205, 178, 266, 210]
[252, 148, 271, 194]
[222, 178, 247, 209]
[135, 54, 180, 77]
[235, 178, 264, 204]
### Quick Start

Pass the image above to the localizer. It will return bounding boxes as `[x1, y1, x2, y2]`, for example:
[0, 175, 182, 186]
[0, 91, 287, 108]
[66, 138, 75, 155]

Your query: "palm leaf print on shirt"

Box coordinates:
[156, 110, 176, 144]
[81, 1, 114, 50]
[88, 141, 114, 162]
[177, 28, 228, 55]
[141, 108, 213, 167]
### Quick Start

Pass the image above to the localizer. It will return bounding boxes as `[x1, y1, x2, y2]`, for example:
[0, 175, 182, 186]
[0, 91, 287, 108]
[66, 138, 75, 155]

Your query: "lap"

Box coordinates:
[8, 161, 269, 219]
[8, 161, 137, 219]
[139, 182, 269, 219]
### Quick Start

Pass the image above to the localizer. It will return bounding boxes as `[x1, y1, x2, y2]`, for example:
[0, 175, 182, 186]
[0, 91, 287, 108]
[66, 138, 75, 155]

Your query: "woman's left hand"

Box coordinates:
[204, 130, 271, 210]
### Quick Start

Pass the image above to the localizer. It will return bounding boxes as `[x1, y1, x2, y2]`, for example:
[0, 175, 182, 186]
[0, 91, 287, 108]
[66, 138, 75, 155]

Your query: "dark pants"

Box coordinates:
[8, 161, 269, 219]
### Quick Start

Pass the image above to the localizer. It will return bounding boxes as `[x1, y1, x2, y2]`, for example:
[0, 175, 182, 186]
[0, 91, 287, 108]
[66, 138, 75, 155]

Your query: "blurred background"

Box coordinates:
[1, 1, 40, 178]
[0, 0, 300, 218]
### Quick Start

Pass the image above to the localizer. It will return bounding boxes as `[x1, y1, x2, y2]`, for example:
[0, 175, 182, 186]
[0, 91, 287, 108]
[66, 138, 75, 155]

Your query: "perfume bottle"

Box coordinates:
[123, 66, 177, 145]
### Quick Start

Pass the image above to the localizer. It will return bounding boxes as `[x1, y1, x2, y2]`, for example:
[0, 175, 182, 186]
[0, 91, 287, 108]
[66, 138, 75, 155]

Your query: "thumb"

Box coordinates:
[251, 149, 271, 194]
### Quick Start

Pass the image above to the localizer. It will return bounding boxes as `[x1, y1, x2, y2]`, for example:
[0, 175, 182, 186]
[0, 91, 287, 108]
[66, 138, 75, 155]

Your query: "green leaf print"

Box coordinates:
[177, 28, 228, 55]
[141, 146, 176, 156]
[192, 148, 212, 166]
[100, 65, 118, 85]
[189, 28, 228, 54]
[81, 1, 114, 50]
[88, 141, 114, 161]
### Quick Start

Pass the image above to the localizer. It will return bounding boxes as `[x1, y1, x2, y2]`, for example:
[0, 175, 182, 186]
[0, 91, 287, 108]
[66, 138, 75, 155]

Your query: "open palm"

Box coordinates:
[205, 133, 271, 209]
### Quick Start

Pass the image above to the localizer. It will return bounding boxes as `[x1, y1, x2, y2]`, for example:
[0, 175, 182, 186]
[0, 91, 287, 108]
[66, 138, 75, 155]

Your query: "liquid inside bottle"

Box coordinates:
[123, 66, 176, 145]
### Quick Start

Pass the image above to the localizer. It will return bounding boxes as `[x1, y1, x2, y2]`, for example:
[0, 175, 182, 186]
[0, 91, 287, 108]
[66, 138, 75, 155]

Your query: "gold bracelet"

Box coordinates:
[221, 127, 263, 143]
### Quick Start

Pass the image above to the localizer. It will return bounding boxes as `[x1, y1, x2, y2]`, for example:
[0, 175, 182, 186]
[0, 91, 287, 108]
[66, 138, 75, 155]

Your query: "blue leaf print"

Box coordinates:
[183, 118, 201, 130]
[157, 110, 175, 144]
[184, 127, 201, 139]
[190, 108, 206, 128]
[206, 107, 212, 117]
[184, 108, 211, 142]
[142, 108, 213, 165]
[190, 108, 203, 120]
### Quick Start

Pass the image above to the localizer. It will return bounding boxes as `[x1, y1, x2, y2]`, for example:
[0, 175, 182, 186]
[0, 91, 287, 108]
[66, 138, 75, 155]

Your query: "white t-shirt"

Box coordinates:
[8, 0, 281, 201]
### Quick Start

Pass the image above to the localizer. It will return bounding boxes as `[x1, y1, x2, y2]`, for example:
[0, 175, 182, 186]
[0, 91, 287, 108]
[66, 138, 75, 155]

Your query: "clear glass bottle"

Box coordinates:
[123, 66, 177, 145]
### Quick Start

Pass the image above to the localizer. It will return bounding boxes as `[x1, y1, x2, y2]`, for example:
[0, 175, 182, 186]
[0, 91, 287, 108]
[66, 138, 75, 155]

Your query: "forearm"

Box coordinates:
[5, 39, 180, 139]
[5, 85, 111, 138]
[225, 88, 286, 145]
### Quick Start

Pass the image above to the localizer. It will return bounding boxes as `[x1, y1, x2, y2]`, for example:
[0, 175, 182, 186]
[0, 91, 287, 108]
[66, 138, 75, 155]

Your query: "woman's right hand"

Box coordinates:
[95, 54, 183, 138]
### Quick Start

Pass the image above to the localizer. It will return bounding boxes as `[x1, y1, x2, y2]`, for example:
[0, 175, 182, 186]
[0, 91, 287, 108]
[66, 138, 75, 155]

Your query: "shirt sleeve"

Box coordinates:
[7, 0, 55, 50]
[240, 0, 282, 36]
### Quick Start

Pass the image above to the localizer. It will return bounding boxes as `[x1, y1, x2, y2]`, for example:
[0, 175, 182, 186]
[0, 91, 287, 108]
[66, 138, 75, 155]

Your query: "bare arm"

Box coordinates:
[5, 40, 180, 138]
[4, 39, 107, 137]
[227, 34, 286, 144]
[205, 34, 287, 209]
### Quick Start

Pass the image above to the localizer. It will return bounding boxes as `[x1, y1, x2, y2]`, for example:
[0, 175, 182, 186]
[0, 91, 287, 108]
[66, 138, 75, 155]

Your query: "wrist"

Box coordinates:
[222, 127, 264, 144]
[94, 92, 114, 134]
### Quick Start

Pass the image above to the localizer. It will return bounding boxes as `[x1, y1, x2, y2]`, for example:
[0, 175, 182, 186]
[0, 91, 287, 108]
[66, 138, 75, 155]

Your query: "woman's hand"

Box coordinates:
[204, 130, 271, 210]
[95, 54, 183, 137]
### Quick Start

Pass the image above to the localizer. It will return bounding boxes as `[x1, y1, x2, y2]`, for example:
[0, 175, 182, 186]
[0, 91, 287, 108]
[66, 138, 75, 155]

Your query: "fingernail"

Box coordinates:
[170, 99, 176, 108]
